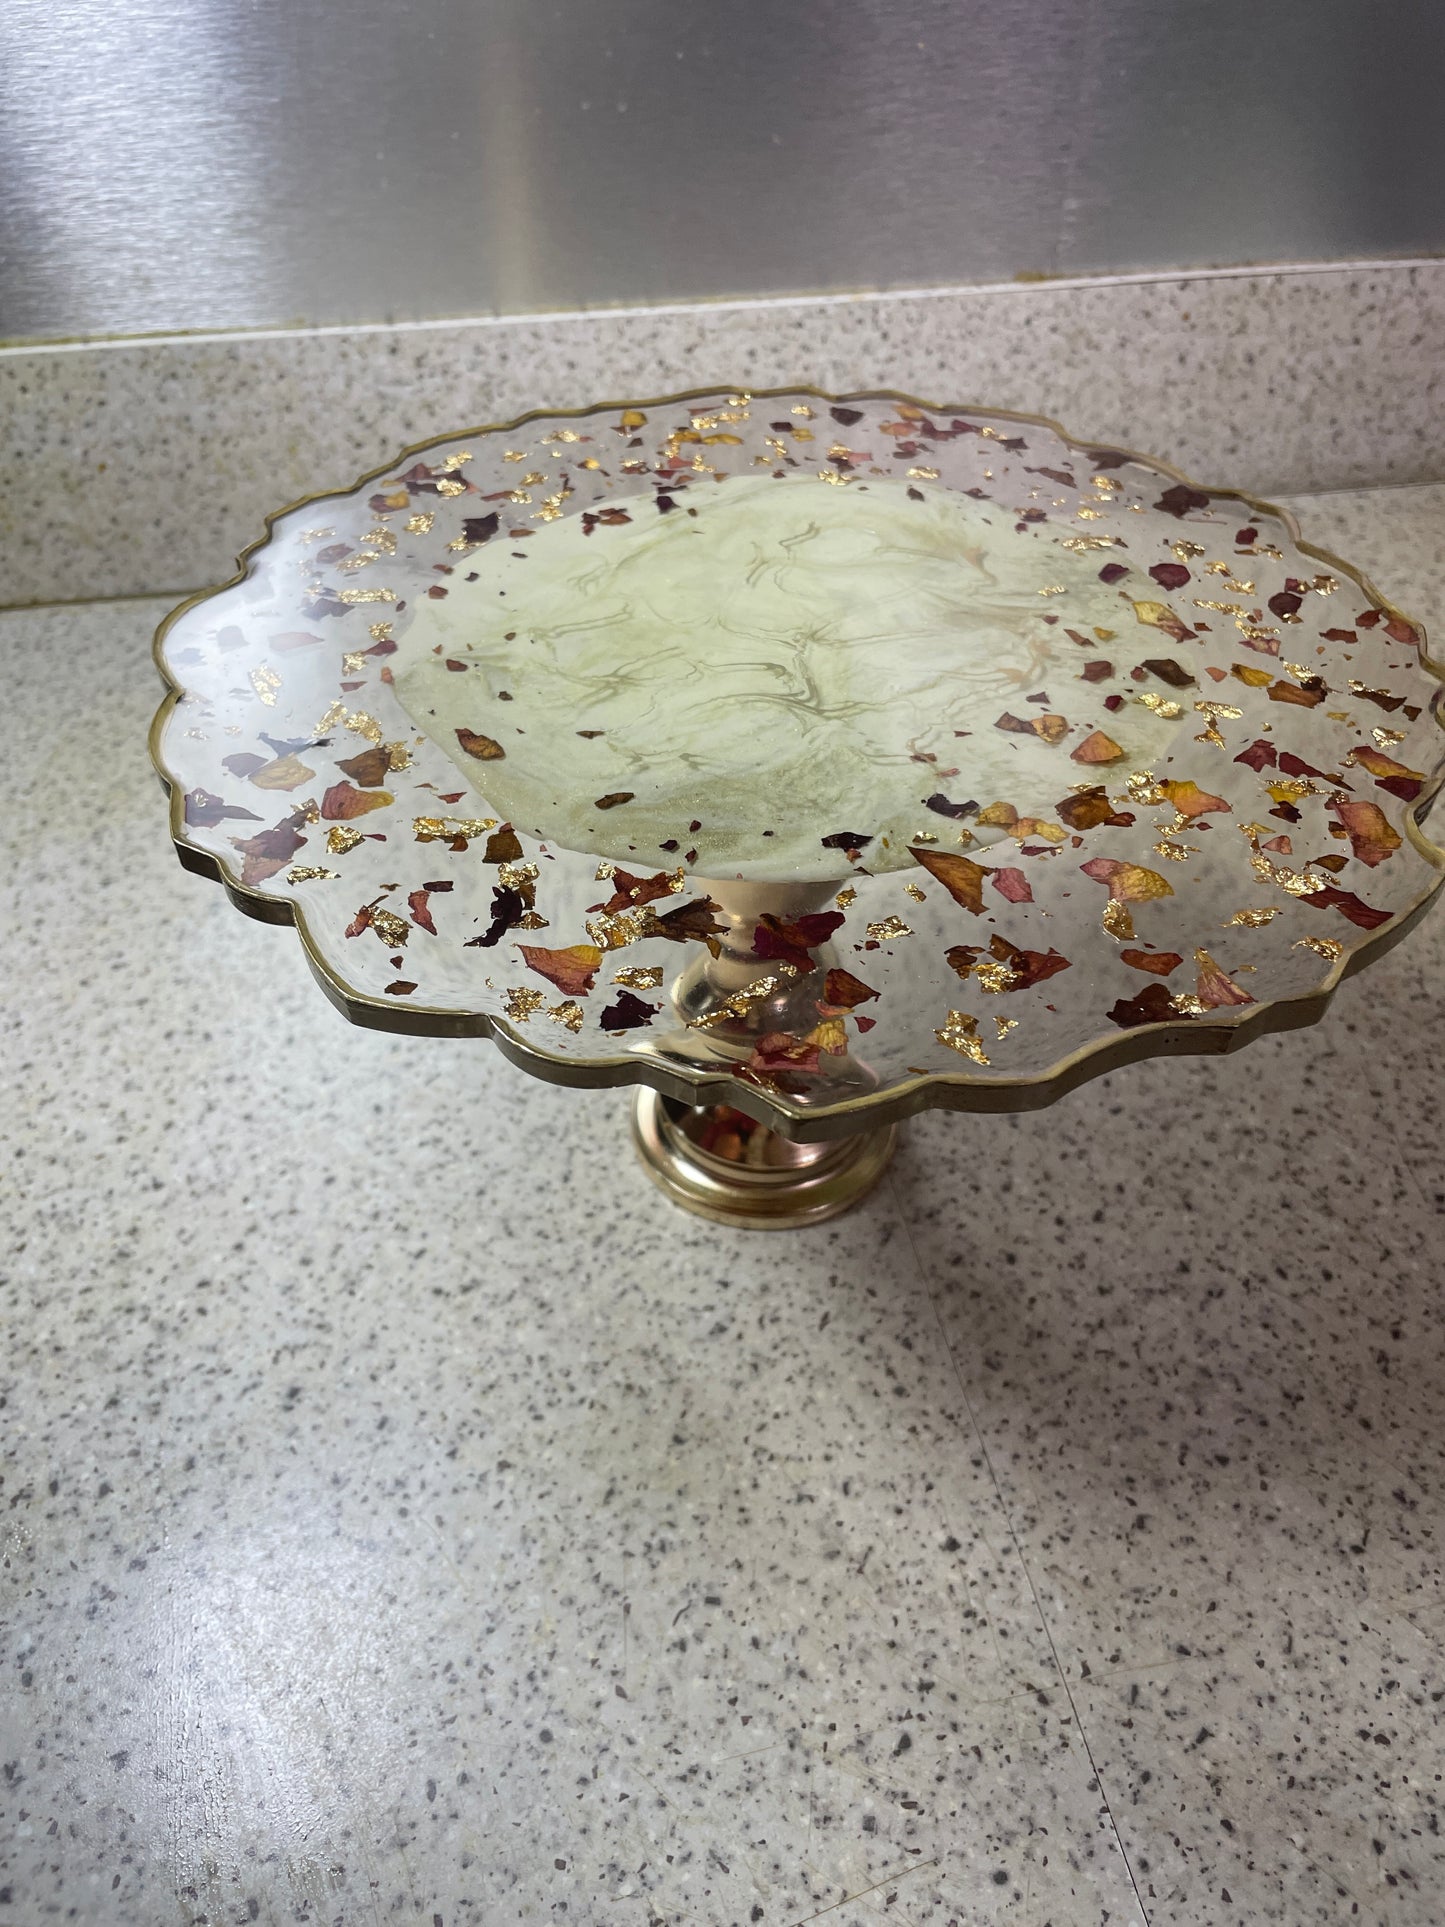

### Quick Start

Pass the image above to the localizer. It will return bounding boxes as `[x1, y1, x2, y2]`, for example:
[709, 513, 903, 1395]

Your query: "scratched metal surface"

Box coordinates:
[3, 0, 1444, 341]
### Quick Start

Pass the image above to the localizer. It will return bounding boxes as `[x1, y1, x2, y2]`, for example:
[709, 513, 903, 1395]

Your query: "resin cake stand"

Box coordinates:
[151, 388, 1445, 1227]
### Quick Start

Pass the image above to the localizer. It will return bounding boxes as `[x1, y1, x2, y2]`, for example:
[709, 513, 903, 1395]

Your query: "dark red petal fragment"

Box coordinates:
[464, 885, 526, 947]
[1098, 562, 1129, 584]
[185, 788, 262, 828]
[599, 990, 657, 1031]
[753, 911, 846, 973]
[1268, 590, 1304, 621]
[1234, 738, 1279, 772]
[822, 968, 879, 1008]
[821, 830, 873, 849]
[1154, 483, 1211, 518]
[1149, 562, 1191, 591]
[829, 405, 864, 426]
[1107, 982, 1187, 1028]
[1141, 657, 1196, 687]
[923, 793, 979, 818]
[1302, 886, 1392, 930]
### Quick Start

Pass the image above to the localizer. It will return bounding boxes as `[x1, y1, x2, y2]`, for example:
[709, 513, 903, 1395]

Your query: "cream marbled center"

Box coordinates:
[392, 474, 1174, 878]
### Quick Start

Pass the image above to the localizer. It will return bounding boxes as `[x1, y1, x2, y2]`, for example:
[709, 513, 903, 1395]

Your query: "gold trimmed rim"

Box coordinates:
[149, 384, 1445, 1142]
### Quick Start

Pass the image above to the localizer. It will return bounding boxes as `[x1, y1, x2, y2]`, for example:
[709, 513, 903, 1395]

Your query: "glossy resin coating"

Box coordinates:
[153, 388, 1445, 1136]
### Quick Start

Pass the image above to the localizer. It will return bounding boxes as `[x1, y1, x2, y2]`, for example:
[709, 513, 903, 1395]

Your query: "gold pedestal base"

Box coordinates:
[630, 1088, 897, 1229]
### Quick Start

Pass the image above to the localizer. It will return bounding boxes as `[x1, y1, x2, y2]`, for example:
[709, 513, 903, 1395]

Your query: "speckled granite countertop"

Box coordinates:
[2, 482, 1443, 1925]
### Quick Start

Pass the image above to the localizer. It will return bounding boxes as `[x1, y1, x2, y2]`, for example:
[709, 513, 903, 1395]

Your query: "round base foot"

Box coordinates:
[630, 1089, 897, 1229]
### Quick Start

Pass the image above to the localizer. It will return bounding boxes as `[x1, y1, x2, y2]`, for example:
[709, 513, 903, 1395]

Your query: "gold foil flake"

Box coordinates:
[517, 911, 549, 930]
[867, 917, 913, 941]
[1172, 993, 1209, 1016]
[1311, 574, 1339, 595]
[341, 651, 368, 675]
[533, 493, 567, 521]
[1373, 726, 1407, 748]
[434, 477, 467, 497]
[792, 426, 815, 442]
[1036, 584, 1067, 597]
[370, 907, 410, 946]
[327, 824, 364, 855]
[586, 907, 655, 950]
[994, 1015, 1019, 1041]
[1134, 692, 1184, 719]
[286, 865, 339, 883]
[1075, 506, 1104, 520]
[907, 466, 941, 480]
[819, 469, 853, 485]
[412, 814, 497, 841]
[594, 860, 616, 880]
[835, 885, 857, 910]
[547, 429, 581, 443]
[691, 974, 787, 1029]
[520, 471, 546, 486]
[1059, 534, 1120, 552]
[1091, 475, 1122, 491]
[1240, 624, 1280, 644]
[299, 526, 336, 541]
[1282, 661, 1316, 682]
[912, 829, 939, 844]
[579, 457, 602, 470]
[344, 711, 384, 742]
[338, 586, 396, 604]
[1251, 852, 1326, 897]
[613, 965, 663, 990]
[1225, 907, 1278, 927]
[384, 741, 412, 772]
[547, 1000, 585, 1032]
[502, 450, 527, 462]
[249, 665, 281, 706]
[903, 882, 927, 902]
[936, 1010, 989, 1063]
[1256, 542, 1284, 560]
[1171, 539, 1206, 560]
[1266, 777, 1314, 802]
[1193, 699, 1242, 749]
[1193, 598, 1247, 617]
[506, 490, 533, 506]
[1126, 770, 1166, 804]
[503, 986, 545, 1022]
[440, 450, 473, 471]
[496, 861, 539, 888]
[362, 526, 398, 552]
[1295, 935, 1344, 961]
[368, 621, 394, 643]
[1102, 899, 1136, 941]
[974, 959, 1017, 994]
[791, 403, 815, 417]
[1153, 839, 1197, 861]
[337, 551, 377, 571]
[620, 459, 649, 473]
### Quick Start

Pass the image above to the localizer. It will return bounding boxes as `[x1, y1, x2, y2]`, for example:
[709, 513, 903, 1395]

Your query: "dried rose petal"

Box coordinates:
[1070, 730, 1125, 765]
[519, 943, 604, 997]
[910, 847, 989, 913]
[1329, 799, 1402, 867]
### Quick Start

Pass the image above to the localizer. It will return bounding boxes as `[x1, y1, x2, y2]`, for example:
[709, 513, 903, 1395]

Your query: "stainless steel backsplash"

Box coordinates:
[2, 0, 1442, 343]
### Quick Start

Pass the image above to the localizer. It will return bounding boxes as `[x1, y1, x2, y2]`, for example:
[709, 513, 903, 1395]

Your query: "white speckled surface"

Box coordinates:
[4, 262, 1445, 607]
[1, 481, 1442, 1923]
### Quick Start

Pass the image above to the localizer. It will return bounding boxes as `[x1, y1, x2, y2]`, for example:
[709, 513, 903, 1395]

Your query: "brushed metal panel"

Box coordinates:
[2, 0, 1443, 342]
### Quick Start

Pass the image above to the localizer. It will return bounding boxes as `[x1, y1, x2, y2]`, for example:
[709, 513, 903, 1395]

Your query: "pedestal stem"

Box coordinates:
[630, 1088, 897, 1228]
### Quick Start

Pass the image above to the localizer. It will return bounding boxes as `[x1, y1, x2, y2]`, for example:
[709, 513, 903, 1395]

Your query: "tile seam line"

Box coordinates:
[3, 256, 1440, 359]
[884, 1166, 1153, 1927]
